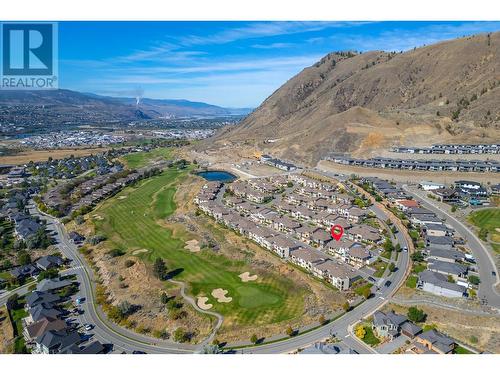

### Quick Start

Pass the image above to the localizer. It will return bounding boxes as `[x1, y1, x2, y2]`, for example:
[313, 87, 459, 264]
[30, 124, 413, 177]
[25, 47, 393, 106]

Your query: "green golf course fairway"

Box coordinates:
[92, 167, 306, 328]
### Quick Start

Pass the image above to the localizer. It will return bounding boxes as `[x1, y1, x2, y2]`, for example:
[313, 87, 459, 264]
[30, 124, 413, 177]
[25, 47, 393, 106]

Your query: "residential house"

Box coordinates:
[36, 255, 64, 271]
[426, 248, 465, 264]
[23, 317, 68, 342]
[35, 329, 82, 354]
[425, 236, 454, 251]
[312, 260, 353, 290]
[309, 228, 332, 248]
[414, 329, 456, 354]
[417, 270, 466, 298]
[427, 260, 467, 281]
[289, 247, 325, 272]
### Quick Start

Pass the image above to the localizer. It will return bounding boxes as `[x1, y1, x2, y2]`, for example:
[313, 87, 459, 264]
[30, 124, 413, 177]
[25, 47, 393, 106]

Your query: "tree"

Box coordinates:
[285, 326, 295, 337]
[37, 268, 59, 281]
[342, 302, 350, 312]
[355, 326, 366, 339]
[384, 238, 394, 252]
[153, 258, 167, 280]
[468, 275, 480, 286]
[451, 205, 457, 213]
[160, 292, 169, 304]
[362, 288, 371, 299]
[318, 314, 326, 325]
[411, 251, 424, 262]
[388, 263, 396, 273]
[407, 307, 426, 323]
[6, 293, 19, 309]
[172, 327, 188, 343]
[250, 334, 258, 344]
[17, 251, 31, 266]
[118, 300, 134, 317]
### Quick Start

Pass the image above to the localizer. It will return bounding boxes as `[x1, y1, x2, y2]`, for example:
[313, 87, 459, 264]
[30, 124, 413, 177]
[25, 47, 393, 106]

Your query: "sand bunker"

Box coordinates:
[184, 239, 200, 253]
[211, 288, 232, 303]
[239, 272, 258, 282]
[117, 195, 127, 200]
[132, 248, 149, 255]
[197, 296, 213, 310]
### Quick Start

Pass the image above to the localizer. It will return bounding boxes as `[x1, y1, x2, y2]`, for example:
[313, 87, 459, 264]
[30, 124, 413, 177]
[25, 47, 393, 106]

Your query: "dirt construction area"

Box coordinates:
[318, 160, 499, 185]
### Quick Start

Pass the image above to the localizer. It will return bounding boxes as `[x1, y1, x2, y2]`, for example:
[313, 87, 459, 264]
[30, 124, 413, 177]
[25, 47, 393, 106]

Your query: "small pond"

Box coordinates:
[196, 170, 237, 182]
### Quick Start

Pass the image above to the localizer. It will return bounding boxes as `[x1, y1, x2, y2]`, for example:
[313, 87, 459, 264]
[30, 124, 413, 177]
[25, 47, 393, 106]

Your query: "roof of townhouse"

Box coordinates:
[325, 237, 356, 250]
[314, 260, 354, 279]
[407, 207, 435, 215]
[35, 329, 81, 352]
[290, 247, 325, 263]
[423, 223, 451, 232]
[295, 224, 315, 235]
[347, 246, 371, 259]
[426, 235, 454, 245]
[428, 260, 467, 275]
[418, 270, 466, 293]
[310, 228, 332, 242]
[396, 199, 419, 208]
[347, 207, 366, 217]
[28, 303, 62, 322]
[271, 235, 300, 249]
[400, 321, 423, 336]
[348, 224, 381, 241]
[427, 248, 465, 262]
[36, 278, 73, 292]
[249, 226, 275, 238]
[274, 216, 301, 229]
[26, 291, 60, 308]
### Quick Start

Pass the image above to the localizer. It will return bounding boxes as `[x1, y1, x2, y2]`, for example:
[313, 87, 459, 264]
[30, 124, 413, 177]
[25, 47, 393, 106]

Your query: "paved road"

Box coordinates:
[404, 186, 500, 309]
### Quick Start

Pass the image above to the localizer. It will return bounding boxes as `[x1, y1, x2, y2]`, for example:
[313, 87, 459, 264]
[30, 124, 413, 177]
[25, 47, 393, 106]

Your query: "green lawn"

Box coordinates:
[454, 345, 473, 354]
[468, 208, 500, 242]
[92, 167, 306, 328]
[121, 147, 173, 169]
[361, 324, 380, 346]
[406, 275, 418, 288]
[354, 283, 373, 296]
[372, 259, 388, 278]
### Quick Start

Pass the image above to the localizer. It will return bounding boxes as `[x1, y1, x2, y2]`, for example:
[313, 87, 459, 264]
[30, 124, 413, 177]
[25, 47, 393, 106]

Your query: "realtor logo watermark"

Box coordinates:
[1, 22, 58, 89]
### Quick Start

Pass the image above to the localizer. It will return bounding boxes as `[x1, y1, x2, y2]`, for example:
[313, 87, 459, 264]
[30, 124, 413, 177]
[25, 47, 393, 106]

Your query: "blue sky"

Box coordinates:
[58, 21, 500, 107]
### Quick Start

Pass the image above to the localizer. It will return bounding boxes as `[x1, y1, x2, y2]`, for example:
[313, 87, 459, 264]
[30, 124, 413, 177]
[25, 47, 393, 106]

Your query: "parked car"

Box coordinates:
[83, 324, 94, 331]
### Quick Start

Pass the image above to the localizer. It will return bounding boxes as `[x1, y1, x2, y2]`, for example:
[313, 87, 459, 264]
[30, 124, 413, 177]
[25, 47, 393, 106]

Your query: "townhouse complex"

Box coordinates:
[195, 173, 388, 291]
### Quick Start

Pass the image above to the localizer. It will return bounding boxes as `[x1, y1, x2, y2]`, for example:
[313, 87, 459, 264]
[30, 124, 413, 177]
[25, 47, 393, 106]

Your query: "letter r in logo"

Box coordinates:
[2, 23, 53, 76]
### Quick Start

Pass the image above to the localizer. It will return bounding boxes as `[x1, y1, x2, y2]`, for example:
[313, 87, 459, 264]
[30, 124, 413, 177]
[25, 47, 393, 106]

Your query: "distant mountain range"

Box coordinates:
[0, 89, 253, 125]
[209, 32, 500, 165]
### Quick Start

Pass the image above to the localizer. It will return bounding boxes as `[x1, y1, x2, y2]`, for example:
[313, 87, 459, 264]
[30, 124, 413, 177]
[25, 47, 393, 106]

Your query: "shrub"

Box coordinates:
[107, 248, 125, 257]
[408, 307, 426, 323]
[124, 259, 135, 268]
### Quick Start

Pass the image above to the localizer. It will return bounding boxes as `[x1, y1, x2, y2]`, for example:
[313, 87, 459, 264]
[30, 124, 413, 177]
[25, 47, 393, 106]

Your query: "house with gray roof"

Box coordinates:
[417, 270, 466, 298]
[427, 260, 467, 280]
[425, 235, 454, 250]
[35, 329, 82, 354]
[426, 248, 465, 264]
[415, 329, 455, 354]
[36, 255, 64, 271]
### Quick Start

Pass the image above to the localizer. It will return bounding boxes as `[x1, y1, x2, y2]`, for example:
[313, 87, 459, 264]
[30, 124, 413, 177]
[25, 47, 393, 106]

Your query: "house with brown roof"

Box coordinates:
[347, 246, 373, 268]
[271, 235, 301, 258]
[23, 317, 68, 342]
[273, 216, 301, 233]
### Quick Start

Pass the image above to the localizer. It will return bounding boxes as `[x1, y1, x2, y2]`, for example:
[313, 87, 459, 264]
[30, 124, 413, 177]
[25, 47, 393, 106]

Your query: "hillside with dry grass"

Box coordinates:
[207, 32, 500, 165]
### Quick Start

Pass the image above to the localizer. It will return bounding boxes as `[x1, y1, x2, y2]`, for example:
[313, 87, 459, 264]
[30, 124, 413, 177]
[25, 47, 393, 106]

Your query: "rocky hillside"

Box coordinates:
[210, 32, 500, 165]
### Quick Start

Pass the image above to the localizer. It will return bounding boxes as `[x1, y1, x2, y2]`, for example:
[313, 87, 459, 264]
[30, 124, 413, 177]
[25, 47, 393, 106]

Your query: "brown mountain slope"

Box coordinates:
[208, 32, 500, 165]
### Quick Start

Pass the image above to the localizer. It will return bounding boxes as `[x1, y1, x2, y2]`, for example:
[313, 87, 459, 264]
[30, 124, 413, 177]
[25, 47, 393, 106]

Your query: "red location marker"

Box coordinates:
[330, 225, 344, 241]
